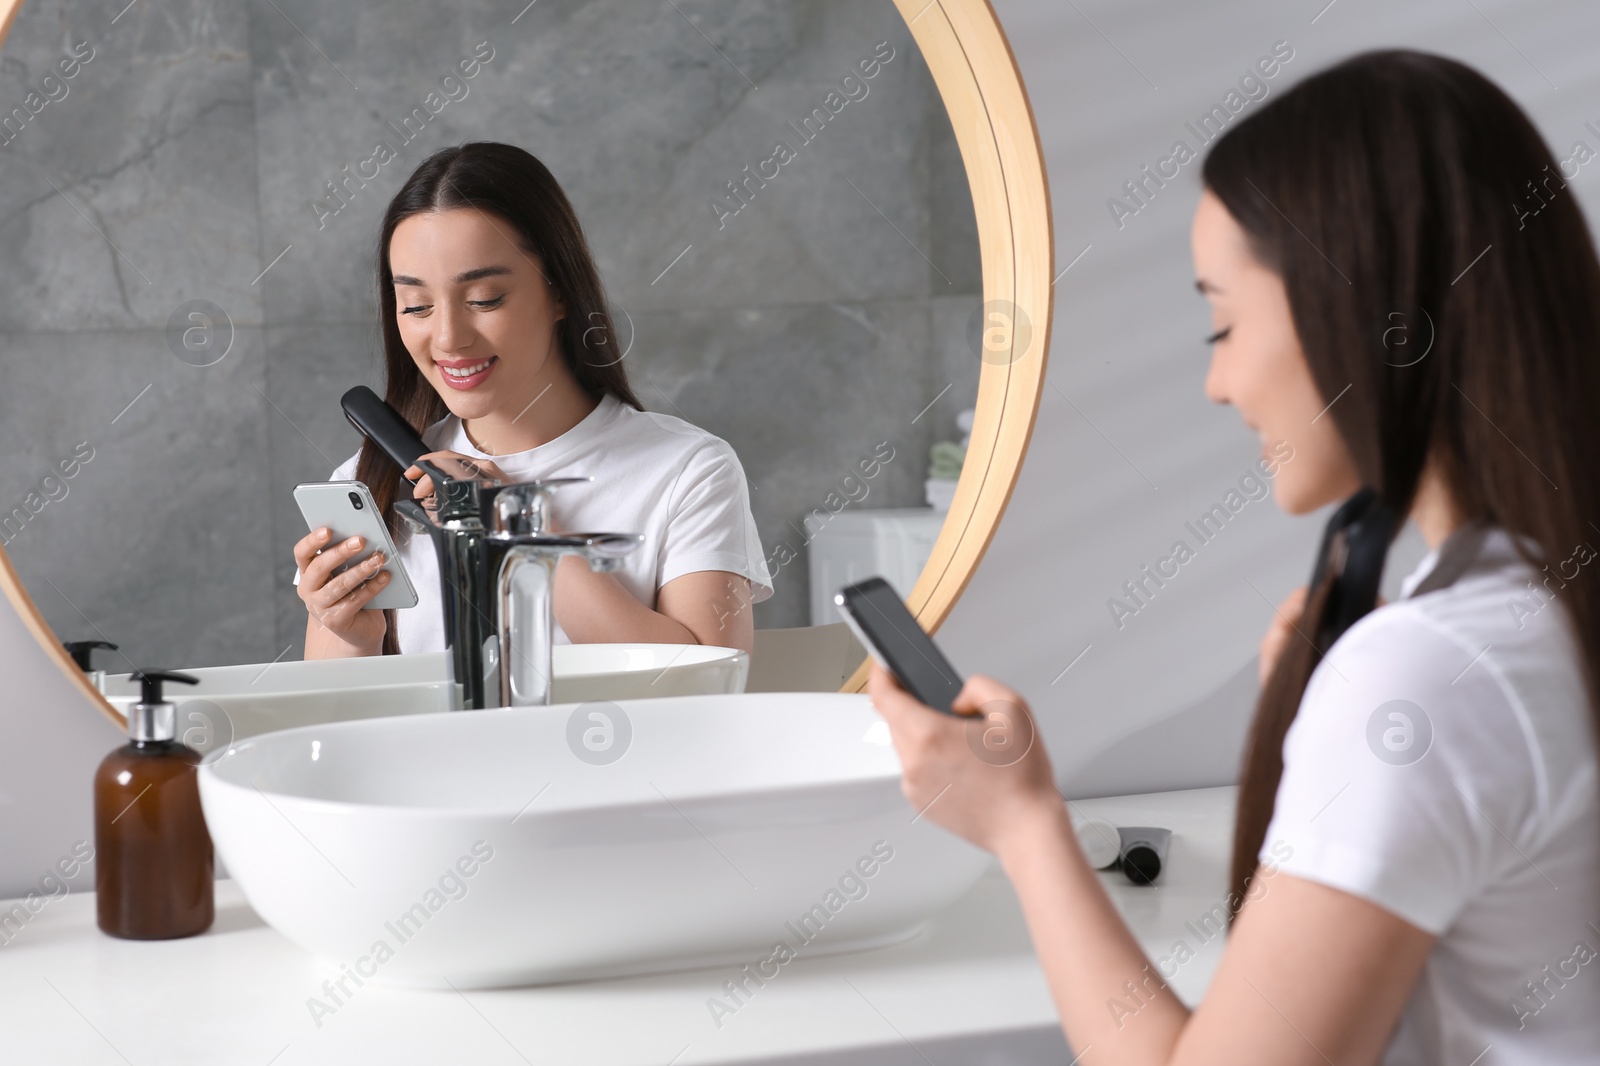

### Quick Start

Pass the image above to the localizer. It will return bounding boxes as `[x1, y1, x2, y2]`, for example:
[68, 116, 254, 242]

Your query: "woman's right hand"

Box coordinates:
[295, 527, 390, 655]
[1258, 584, 1391, 685]
[1259, 584, 1309, 686]
[866, 663, 1058, 861]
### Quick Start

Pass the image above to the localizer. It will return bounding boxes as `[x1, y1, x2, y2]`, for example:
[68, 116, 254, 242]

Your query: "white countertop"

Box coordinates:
[0, 786, 1237, 1065]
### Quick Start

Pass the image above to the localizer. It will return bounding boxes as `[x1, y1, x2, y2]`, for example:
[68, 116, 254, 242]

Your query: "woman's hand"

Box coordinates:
[1259, 585, 1389, 684]
[405, 449, 510, 503]
[1258, 584, 1308, 686]
[865, 662, 1059, 860]
[406, 450, 574, 533]
[294, 527, 390, 655]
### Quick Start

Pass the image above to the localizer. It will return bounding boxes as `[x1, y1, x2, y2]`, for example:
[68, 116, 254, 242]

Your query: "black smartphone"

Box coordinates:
[834, 577, 965, 714]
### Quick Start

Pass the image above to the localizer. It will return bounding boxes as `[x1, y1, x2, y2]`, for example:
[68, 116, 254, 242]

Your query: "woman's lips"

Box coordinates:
[436, 356, 497, 391]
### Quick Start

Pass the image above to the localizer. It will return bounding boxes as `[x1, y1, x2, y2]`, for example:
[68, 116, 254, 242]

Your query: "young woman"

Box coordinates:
[293, 142, 773, 658]
[869, 50, 1600, 1064]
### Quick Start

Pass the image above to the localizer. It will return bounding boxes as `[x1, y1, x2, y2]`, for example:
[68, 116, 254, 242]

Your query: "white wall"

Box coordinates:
[939, 0, 1600, 796]
[0, 586, 123, 902]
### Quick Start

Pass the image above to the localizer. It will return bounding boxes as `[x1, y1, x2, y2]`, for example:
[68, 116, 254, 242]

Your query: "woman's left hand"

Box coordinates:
[866, 661, 1059, 858]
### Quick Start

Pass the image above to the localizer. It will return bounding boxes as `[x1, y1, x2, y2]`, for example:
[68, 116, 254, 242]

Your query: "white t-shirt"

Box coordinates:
[297, 391, 773, 652]
[1262, 525, 1599, 1064]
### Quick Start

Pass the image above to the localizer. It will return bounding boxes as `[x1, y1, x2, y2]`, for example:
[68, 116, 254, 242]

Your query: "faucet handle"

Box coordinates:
[544, 531, 645, 573]
[493, 530, 644, 571]
[563, 531, 644, 556]
[484, 477, 593, 535]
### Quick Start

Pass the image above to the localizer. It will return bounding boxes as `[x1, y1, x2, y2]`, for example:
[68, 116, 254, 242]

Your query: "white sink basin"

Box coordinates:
[550, 643, 748, 702]
[197, 692, 991, 988]
[102, 644, 748, 748]
[104, 651, 454, 696]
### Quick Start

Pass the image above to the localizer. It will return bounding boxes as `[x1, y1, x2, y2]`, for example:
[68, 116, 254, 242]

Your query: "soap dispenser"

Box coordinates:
[94, 669, 214, 940]
[64, 639, 119, 694]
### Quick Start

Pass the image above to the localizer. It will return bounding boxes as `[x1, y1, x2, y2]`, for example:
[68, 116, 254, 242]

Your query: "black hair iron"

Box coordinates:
[340, 386, 428, 478]
[1306, 486, 1401, 646]
[339, 385, 485, 489]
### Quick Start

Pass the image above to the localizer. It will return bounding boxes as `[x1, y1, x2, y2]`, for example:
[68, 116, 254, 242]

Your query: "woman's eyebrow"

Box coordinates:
[392, 264, 514, 286]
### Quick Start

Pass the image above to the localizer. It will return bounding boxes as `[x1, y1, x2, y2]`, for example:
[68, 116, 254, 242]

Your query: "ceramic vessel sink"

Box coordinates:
[547, 642, 748, 702]
[197, 692, 991, 988]
[103, 651, 454, 697]
[101, 645, 748, 748]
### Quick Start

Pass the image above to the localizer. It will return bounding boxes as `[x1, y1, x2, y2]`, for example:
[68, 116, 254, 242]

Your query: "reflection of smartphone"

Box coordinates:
[293, 481, 419, 610]
[834, 577, 965, 714]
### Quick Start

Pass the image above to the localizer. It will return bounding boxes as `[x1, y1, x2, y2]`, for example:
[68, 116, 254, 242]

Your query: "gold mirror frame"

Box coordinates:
[0, 0, 1051, 719]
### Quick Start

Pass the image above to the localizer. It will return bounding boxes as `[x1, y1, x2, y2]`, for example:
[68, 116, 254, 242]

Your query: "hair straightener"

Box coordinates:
[340, 386, 428, 479]
[339, 386, 488, 488]
[1306, 486, 1401, 645]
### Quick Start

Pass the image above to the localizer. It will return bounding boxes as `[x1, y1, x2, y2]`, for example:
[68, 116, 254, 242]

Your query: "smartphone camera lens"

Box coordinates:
[348, 491, 364, 510]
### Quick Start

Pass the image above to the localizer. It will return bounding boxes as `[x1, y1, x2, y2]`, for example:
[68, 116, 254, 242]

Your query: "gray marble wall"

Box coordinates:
[0, 0, 981, 670]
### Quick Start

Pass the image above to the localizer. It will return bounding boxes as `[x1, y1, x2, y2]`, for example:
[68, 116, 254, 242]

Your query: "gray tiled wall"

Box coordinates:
[0, 0, 981, 669]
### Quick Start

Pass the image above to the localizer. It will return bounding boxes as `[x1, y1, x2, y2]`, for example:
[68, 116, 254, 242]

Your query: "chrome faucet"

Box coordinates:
[396, 461, 643, 709]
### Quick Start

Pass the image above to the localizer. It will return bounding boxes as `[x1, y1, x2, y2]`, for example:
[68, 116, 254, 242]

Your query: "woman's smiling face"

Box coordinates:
[389, 206, 566, 423]
[1190, 187, 1361, 514]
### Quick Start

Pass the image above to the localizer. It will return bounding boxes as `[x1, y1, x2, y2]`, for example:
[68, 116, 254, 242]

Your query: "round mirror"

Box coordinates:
[0, 0, 1049, 723]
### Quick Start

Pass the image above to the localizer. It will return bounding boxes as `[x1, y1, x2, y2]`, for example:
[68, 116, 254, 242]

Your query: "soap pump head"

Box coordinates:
[127, 669, 199, 743]
[64, 640, 118, 671]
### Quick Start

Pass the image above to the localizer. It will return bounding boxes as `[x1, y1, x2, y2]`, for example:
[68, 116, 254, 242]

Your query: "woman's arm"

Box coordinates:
[555, 565, 754, 655]
[867, 664, 1436, 1066]
[1169, 866, 1433, 1064]
[1001, 793, 1435, 1064]
[406, 451, 756, 655]
[536, 463, 755, 652]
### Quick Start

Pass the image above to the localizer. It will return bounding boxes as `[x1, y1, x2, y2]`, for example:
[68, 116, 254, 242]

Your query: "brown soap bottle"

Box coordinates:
[94, 668, 214, 939]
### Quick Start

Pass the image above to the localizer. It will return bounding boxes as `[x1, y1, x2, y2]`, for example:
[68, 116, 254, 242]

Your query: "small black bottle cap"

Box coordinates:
[1122, 845, 1162, 885]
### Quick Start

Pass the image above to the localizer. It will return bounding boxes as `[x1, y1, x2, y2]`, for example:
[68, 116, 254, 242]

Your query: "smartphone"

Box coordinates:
[293, 481, 420, 610]
[834, 577, 965, 714]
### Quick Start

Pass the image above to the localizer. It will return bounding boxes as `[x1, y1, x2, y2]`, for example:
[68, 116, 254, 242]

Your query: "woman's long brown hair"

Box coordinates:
[1203, 50, 1600, 918]
[355, 142, 644, 654]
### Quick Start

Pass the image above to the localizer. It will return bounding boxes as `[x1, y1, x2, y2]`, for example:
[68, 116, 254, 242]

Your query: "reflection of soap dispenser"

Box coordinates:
[64, 639, 119, 694]
[94, 669, 214, 940]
